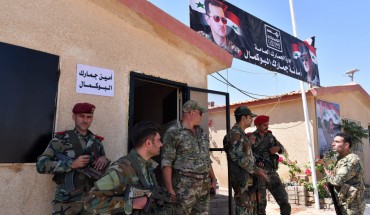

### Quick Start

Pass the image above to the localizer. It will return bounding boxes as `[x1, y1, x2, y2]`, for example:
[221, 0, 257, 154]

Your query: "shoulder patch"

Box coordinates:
[95, 135, 104, 140]
[55, 131, 66, 135]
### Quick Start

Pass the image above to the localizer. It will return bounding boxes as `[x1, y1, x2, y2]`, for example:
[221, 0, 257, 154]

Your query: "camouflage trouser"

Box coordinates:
[52, 201, 93, 215]
[173, 173, 210, 215]
[257, 171, 290, 215]
[231, 182, 257, 215]
[338, 191, 366, 215]
[235, 202, 256, 215]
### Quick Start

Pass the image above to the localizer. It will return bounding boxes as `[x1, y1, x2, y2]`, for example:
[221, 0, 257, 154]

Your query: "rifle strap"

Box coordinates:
[126, 153, 158, 189]
[66, 130, 84, 157]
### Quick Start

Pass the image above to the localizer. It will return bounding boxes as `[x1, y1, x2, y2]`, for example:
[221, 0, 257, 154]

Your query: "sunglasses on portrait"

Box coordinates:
[301, 55, 310, 62]
[209, 15, 227, 24]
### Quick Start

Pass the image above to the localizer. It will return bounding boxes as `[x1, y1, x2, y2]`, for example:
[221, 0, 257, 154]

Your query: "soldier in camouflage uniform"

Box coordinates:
[325, 132, 365, 215]
[251, 115, 291, 215]
[162, 100, 216, 215]
[198, 0, 243, 58]
[224, 106, 267, 215]
[36, 102, 110, 215]
[85, 121, 174, 214]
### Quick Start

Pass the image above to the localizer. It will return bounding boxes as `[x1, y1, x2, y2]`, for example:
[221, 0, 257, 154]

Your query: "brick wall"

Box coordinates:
[266, 186, 335, 209]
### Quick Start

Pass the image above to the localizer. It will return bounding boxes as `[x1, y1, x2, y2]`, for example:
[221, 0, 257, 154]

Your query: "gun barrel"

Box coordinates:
[328, 183, 340, 215]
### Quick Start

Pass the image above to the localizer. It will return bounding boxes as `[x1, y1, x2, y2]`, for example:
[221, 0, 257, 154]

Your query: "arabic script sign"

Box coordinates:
[76, 64, 114, 97]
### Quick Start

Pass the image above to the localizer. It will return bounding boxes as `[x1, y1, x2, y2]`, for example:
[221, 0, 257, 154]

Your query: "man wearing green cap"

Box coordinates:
[161, 100, 216, 214]
[36, 102, 110, 214]
[224, 106, 267, 215]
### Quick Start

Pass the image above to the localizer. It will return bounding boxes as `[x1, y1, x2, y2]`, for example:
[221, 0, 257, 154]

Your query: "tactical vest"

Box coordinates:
[223, 129, 250, 184]
[52, 130, 95, 192]
[111, 154, 175, 215]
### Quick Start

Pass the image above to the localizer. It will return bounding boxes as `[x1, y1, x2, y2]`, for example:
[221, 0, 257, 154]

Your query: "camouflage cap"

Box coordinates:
[182, 100, 207, 113]
[72, 102, 95, 114]
[234, 106, 257, 117]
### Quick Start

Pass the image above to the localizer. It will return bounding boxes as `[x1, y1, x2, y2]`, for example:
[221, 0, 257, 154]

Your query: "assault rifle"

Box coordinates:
[56, 153, 109, 192]
[253, 153, 276, 171]
[125, 186, 174, 213]
[327, 183, 341, 215]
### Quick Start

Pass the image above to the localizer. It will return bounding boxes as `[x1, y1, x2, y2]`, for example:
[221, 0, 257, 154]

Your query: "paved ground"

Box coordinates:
[266, 202, 336, 215]
[210, 191, 370, 214]
[266, 202, 370, 215]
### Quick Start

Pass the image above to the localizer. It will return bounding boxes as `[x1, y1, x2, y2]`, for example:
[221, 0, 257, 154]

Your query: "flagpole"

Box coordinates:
[288, 0, 320, 210]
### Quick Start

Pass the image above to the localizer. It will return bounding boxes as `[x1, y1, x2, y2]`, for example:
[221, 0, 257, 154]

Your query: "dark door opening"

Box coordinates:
[128, 72, 232, 215]
[128, 72, 186, 186]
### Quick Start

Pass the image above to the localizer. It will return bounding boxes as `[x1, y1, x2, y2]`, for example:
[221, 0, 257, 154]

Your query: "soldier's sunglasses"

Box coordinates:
[301, 56, 310, 62]
[210, 15, 227, 24]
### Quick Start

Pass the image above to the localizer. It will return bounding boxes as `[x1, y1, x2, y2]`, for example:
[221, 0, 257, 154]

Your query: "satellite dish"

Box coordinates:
[344, 69, 360, 82]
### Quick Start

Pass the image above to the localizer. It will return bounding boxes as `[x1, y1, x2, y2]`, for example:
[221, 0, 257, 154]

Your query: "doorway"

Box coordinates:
[128, 72, 186, 186]
[128, 72, 232, 214]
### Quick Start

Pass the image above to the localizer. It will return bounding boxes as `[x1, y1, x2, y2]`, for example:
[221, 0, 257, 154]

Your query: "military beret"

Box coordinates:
[182, 100, 207, 113]
[72, 102, 95, 114]
[234, 106, 257, 117]
[254, 115, 269, 125]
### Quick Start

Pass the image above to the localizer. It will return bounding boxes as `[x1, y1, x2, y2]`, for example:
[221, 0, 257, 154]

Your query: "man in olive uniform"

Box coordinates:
[252, 115, 291, 215]
[36, 102, 110, 215]
[85, 121, 175, 214]
[162, 100, 217, 214]
[198, 0, 243, 58]
[225, 106, 267, 215]
[325, 132, 365, 214]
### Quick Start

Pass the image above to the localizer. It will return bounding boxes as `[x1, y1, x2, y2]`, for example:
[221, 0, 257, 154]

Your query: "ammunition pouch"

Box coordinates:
[228, 159, 250, 185]
[142, 203, 175, 215]
[338, 183, 359, 205]
[270, 154, 279, 171]
[255, 154, 278, 171]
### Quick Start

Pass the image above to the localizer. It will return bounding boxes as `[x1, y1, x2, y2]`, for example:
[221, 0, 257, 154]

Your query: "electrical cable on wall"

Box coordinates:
[210, 69, 284, 113]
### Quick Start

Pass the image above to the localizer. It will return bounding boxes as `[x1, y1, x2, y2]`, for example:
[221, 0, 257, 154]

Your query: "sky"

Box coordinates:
[147, 0, 370, 105]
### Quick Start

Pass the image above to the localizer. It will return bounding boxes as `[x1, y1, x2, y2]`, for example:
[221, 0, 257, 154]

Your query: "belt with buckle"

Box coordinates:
[177, 171, 208, 180]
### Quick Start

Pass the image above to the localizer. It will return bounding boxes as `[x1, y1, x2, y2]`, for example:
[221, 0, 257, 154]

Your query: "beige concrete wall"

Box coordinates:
[208, 109, 229, 189]
[0, 0, 231, 213]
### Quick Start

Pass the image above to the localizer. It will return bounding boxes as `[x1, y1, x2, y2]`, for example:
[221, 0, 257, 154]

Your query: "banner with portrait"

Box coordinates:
[316, 100, 341, 158]
[189, 0, 320, 86]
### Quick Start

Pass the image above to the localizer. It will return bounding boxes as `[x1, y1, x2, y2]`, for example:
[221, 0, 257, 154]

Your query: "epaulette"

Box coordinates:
[95, 135, 104, 141]
[55, 131, 66, 135]
[267, 130, 272, 133]
[246, 132, 252, 136]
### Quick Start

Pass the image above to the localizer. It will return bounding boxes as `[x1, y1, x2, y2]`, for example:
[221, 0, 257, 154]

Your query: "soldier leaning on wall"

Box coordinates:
[36, 102, 110, 215]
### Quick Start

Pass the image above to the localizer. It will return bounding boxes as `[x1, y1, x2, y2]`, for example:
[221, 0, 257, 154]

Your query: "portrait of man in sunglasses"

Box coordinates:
[198, 0, 243, 58]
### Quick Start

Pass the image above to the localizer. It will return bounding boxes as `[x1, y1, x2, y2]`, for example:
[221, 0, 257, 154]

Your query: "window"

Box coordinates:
[0, 42, 59, 163]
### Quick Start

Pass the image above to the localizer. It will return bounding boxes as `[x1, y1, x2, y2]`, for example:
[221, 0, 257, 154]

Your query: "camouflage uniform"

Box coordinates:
[251, 131, 291, 215]
[198, 31, 243, 58]
[225, 124, 260, 215]
[326, 152, 365, 215]
[84, 149, 158, 214]
[36, 129, 106, 215]
[162, 121, 211, 215]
